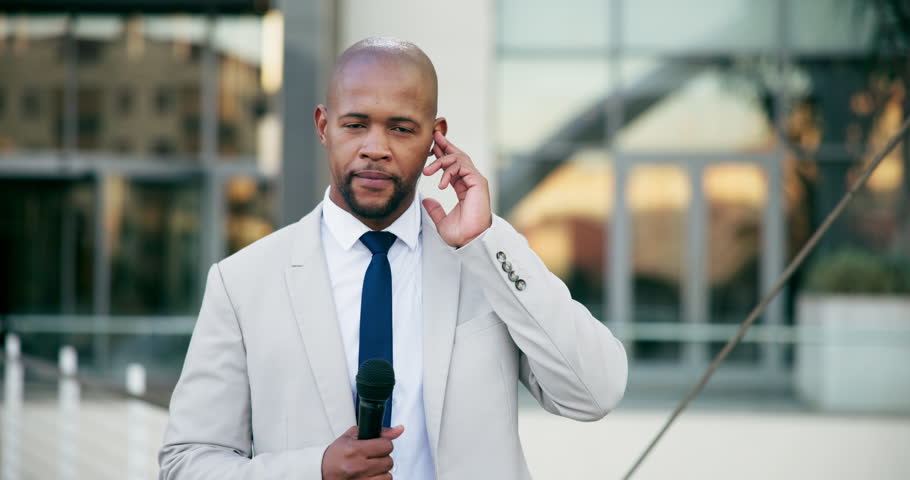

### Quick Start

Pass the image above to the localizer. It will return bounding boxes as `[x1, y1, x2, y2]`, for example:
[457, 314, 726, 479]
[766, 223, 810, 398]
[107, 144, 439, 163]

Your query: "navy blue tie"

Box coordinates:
[359, 231, 397, 427]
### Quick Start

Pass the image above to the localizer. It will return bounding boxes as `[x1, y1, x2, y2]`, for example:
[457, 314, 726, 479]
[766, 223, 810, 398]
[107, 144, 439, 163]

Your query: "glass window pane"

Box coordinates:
[498, 0, 610, 51]
[74, 14, 206, 158]
[628, 164, 688, 362]
[784, 60, 909, 255]
[109, 176, 202, 315]
[790, 0, 876, 53]
[502, 148, 609, 317]
[498, 58, 609, 155]
[623, 0, 777, 53]
[785, 59, 898, 151]
[0, 178, 96, 314]
[618, 57, 778, 153]
[224, 175, 277, 255]
[215, 15, 278, 165]
[704, 163, 766, 364]
[0, 15, 68, 154]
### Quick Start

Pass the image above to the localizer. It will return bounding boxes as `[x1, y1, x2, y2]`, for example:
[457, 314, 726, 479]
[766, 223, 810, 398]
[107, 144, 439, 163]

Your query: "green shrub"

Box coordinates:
[805, 249, 910, 295]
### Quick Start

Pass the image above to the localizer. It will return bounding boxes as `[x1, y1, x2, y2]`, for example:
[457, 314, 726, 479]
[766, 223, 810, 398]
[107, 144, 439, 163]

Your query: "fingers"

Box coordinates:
[422, 198, 446, 227]
[434, 130, 462, 155]
[439, 159, 485, 191]
[427, 142, 443, 159]
[360, 425, 404, 457]
[363, 456, 395, 477]
[359, 437, 394, 458]
[423, 153, 458, 176]
[424, 153, 482, 193]
[381, 425, 405, 440]
[326, 425, 398, 479]
[424, 132, 467, 176]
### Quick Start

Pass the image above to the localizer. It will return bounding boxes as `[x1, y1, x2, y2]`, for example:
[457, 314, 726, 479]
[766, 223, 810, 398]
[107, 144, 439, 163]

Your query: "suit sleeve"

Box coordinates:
[159, 264, 329, 479]
[454, 216, 628, 421]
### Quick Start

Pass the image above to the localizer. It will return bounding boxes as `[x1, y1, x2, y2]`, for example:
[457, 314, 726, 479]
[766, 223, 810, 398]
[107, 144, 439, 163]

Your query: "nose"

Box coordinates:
[359, 128, 391, 161]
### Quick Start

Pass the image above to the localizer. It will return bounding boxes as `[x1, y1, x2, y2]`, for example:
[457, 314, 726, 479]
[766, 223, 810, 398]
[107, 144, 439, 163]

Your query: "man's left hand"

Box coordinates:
[422, 131, 492, 248]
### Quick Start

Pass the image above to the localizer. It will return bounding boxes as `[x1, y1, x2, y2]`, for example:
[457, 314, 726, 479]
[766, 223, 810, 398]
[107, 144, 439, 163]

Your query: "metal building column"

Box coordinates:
[608, 162, 632, 349]
[761, 0, 790, 375]
[279, 0, 335, 226]
[200, 15, 224, 272]
[684, 162, 708, 367]
[92, 173, 111, 372]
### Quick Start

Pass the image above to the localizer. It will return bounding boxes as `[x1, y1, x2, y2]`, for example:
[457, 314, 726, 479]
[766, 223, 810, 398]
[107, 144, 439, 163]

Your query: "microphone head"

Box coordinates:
[356, 359, 395, 402]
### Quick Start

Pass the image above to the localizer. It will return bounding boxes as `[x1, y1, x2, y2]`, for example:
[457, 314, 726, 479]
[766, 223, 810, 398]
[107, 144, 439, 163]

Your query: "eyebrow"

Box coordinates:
[339, 112, 419, 124]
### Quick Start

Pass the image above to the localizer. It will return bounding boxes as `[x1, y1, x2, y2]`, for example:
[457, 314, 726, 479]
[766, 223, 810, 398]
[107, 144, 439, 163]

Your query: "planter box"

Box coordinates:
[795, 295, 910, 414]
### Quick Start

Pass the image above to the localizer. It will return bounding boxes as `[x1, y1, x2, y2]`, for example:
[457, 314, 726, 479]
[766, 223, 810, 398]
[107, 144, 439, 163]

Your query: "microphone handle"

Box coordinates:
[357, 398, 387, 440]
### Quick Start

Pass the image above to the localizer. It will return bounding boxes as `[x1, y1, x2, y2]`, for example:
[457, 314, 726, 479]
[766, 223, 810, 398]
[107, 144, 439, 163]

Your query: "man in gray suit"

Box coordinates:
[159, 37, 628, 480]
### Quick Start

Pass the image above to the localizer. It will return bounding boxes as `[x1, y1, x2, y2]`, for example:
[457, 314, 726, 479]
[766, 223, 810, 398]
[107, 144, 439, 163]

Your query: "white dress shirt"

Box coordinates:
[321, 187, 436, 479]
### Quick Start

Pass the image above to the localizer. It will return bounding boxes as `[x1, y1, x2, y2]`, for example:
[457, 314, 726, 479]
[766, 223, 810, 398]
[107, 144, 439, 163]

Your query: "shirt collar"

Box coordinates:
[321, 186, 422, 252]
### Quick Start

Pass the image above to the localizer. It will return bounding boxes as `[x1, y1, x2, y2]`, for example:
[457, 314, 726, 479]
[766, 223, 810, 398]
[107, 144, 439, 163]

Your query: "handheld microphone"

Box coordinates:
[356, 359, 395, 440]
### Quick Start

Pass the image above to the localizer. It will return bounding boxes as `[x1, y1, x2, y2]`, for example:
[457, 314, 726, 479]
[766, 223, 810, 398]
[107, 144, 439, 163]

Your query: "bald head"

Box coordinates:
[327, 37, 439, 116]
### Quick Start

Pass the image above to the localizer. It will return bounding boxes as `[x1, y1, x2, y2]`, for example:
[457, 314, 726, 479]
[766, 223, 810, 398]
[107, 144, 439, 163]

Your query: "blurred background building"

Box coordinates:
[0, 2, 909, 476]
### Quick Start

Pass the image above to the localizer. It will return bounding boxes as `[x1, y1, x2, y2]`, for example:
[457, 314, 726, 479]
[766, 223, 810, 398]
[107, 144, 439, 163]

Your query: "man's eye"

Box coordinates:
[392, 126, 414, 134]
[344, 123, 365, 129]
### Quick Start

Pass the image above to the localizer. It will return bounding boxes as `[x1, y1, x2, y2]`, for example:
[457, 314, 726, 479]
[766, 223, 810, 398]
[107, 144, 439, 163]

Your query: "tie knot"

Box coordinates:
[360, 231, 397, 255]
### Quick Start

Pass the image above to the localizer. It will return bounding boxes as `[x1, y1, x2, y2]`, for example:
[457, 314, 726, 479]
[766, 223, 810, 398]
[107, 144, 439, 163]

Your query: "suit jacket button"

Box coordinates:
[508, 271, 519, 282]
[496, 251, 507, 262]
[515, 279, 526, 291]
[501, 261, 513, 273]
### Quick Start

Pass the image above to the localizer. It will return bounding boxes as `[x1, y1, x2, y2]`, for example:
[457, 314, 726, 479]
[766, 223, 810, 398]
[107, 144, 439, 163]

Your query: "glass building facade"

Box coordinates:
[0, 0, 907, 397]
[0, 10, 281, 391]
[495, 0, 909, 388]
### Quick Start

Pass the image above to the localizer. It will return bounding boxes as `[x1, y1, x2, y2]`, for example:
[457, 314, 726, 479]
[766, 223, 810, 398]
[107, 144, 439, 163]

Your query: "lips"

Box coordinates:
[351, 170, 395, 190]
[353, 170, 393, 180]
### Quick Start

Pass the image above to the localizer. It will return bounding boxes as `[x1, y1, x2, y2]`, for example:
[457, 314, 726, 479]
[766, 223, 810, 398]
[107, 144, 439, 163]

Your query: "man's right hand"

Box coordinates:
[321, 425, 404, 479]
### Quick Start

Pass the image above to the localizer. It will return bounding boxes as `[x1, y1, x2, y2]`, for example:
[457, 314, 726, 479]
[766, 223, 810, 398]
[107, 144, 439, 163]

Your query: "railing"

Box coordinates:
[1, 334, 165, 480]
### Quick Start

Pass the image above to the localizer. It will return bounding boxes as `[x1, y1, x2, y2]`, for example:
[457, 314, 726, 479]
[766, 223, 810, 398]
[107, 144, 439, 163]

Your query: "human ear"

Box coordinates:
[434, 117, 448, 137]
[314, 105, 329, 146]
[428, 117, 448, 155]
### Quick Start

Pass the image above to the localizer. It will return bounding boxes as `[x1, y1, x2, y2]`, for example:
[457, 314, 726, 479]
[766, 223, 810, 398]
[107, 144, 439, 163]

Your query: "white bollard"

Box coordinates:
[126, 364, 147, 480]
[5, 335, 19, 360]
[3, 334, 23, 480]
[58, 346, 80, 480]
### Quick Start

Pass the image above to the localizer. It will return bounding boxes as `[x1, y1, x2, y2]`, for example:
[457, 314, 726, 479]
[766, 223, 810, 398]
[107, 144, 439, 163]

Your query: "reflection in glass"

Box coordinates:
[704, 163, 766, 363]
[0, 179, 96, 315]
[497, 59, 609, 155]
[845, 98, 907, 255]
[785, 60, 891, 153]
[109, 177, 202, 315]
[215, 16, 271, 160]
[72, 15, 207, 157]
[784, 61, 909, 256]
[498, 0, 610, 51]
[618, 57, 778, 153]
[506, 149, 609, 316]
[628, 164, 689, 361]
[225, 176, 276, 255]
[623, 0, 776, 53]
[789, 0, 876, 53]
[0, 15, 68, 153]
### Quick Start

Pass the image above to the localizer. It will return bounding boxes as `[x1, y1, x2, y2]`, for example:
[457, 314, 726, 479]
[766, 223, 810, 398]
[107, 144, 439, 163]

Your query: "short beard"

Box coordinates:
[337, 172, 416, 220]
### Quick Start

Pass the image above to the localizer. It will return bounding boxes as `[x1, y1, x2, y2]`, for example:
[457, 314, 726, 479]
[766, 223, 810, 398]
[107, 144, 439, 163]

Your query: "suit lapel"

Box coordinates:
[285, 204, 356, 438]
[420, 208, 460, 456]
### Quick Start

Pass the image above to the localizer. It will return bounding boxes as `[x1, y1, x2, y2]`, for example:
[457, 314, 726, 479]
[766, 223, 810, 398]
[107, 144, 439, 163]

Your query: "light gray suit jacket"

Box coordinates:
[159, 204, 628, 479]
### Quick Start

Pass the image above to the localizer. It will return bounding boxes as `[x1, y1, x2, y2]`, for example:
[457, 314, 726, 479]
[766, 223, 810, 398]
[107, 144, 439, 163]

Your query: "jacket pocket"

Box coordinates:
[455, 311, 505, 338]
